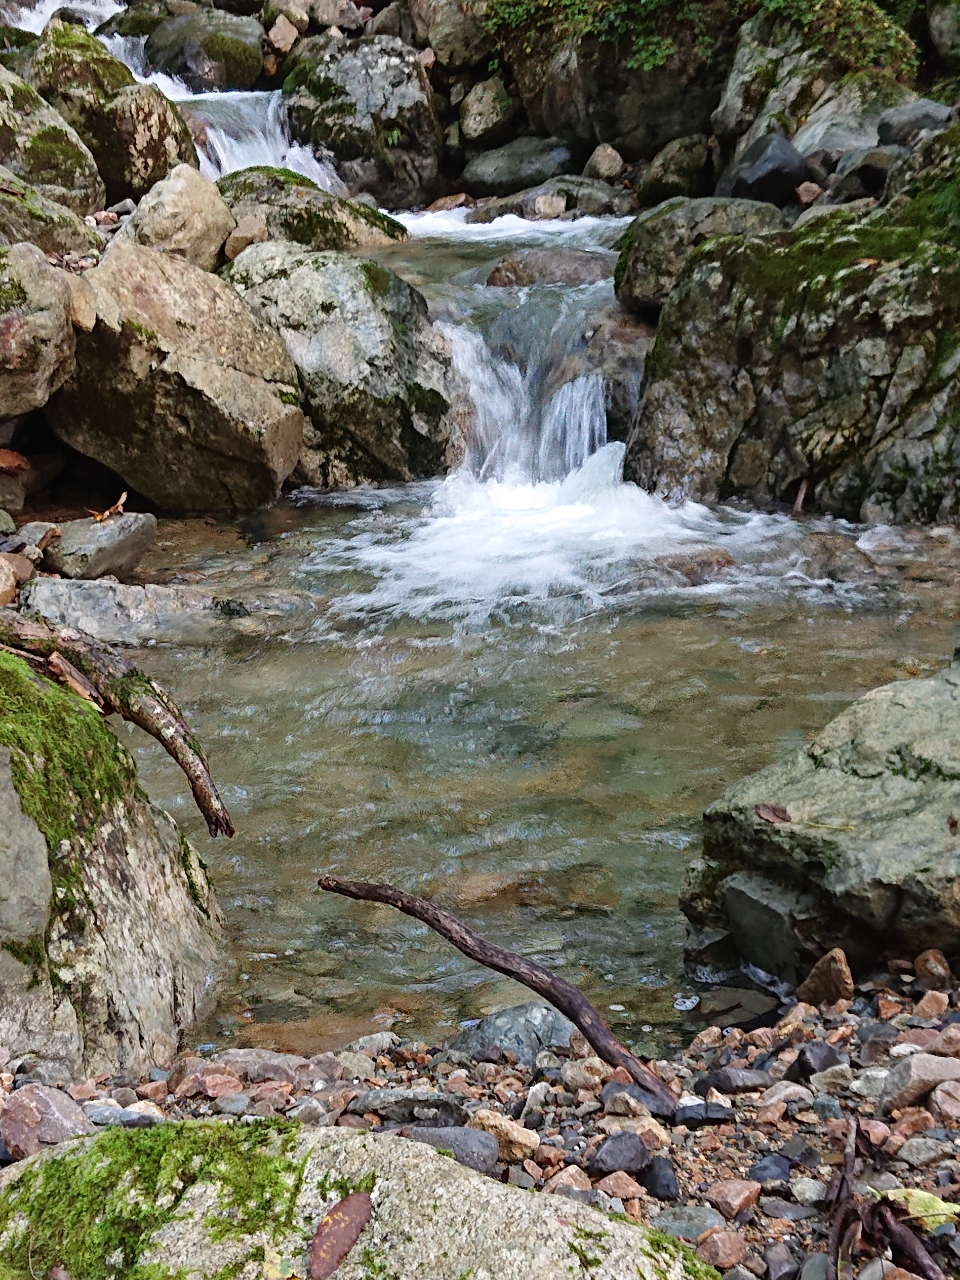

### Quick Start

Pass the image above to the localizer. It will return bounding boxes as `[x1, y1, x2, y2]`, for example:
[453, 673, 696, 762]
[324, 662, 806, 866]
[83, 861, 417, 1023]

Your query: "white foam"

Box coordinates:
[10, 0, 121, 32]
[395, 208, 633, 250]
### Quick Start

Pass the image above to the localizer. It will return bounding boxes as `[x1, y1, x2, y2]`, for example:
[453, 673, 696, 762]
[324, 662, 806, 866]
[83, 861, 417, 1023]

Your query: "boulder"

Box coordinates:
[145, 11, 264, 91]
[120, 164, 235, 270]
[21, 19, 196, 204]
[614, 196, 784, 316]
[459, 76, 517, 145]
[725, 132, 806, 207]
[0, 1122, 688, 1277]
[635, 134, 710, 208]
[46, 240, 303, 511]
[0, 651, 222, 1077]
[464, 173, 633, 222]
[790, 80, 899, 159]
[216, 165, 407, 250]
[0, 1084, 93, 1159]
[929, 1, 960, 70]
[0, 65, 103, 215]
[40, 513, 157, 579]
[225, 240, 466, 487]
[878, 97, 952, 146]
[94, 0, 182, 38]
[408, 0, 492, 68]
[826, 144, 908, 202]
[0, 243, 75, 420]
[583, 142, 623, 182]
[460, 135, 575, 197]
[486, 246, 616, 286]
[0, 164, 102, 255]
[402, 1125, 499, 1175]
[446, 1000, 575, 1066]
[283, 34, 441, 208]
[711, 13, 823, 147]
[682, 660, 960, 981]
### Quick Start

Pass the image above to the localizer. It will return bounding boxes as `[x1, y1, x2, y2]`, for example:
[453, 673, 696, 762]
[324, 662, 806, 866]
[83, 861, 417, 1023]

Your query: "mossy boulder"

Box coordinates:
[145, 10, 265, 91]
[0, 242, 75, 420]
[0, 25, 36, 72]
[0, 651, 223, 1077]
[94, 0, 176, 39]
[225, 239, 467, 487]
[283, 34, 441, 209]
[216, 164, 407, 250]
[0, 1120, 703, 1279]
[636, 134, 711, 208]
[0, 163, 102, 254]
[0, 64, 104, 215]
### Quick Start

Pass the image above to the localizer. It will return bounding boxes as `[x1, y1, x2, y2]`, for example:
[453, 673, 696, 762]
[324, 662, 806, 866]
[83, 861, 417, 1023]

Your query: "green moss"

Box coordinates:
[0, 1121, 306, 1280]
[280, 389, 301, 405]
[216, 164, 319, 201]
[0, 267, 27, 310]
[640, 1230, 721, 1280]
[316, 1169, 376, 1198]
[178, 831, 211, 918]
[359, 261, 393, 298]
[200, 32, 261, 86]
[22, 125, 86, 182]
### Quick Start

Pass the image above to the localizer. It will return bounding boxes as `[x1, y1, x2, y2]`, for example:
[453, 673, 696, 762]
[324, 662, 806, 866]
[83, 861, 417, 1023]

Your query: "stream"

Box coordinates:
[12, 0, 960, 1056]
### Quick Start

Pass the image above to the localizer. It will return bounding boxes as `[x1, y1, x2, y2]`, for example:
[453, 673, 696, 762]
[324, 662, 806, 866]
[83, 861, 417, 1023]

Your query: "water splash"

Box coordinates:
[10, 0, 121, 32]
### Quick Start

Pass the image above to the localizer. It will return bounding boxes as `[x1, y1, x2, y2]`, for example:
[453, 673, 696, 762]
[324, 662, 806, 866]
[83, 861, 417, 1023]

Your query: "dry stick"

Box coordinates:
[0, 608, 234, 837]
[876, 1205, 947, 1280]
[318, 874, 678, 1115]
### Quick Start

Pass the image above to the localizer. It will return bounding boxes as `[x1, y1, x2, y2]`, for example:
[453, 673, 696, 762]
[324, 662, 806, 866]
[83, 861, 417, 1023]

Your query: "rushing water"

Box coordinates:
[10, 0, 960, 1053]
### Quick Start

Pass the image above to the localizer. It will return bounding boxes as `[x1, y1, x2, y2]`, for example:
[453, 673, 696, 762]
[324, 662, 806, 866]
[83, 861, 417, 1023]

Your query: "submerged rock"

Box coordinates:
[225, 240, 467, 488]
[0, 651, 222, 1076]
[46, 239, 303, 511]
[0, 164, 102, 255]
[0, 243, 75, 420]
[486, 246, 616, 286]
[145, 10, 264, 91]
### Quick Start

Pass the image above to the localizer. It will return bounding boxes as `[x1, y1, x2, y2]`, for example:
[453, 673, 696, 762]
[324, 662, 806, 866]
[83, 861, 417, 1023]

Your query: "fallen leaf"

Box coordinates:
[950, 813, 958, 836]
[886, 1187, 960, 1230]
[262, 1247, 296, 1278]
[86, 491, 128, 523]
[856, 257, 880, 268]
[755, 803, 791, 824]
[309, 1192, 372, 1279]
[0, 449, 29, 473]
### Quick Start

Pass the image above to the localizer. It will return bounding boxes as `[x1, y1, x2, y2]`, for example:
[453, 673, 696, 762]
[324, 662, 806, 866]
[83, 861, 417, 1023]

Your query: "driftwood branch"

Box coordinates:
[318, 874, 677, 1116]
[0, 608, 234, 837]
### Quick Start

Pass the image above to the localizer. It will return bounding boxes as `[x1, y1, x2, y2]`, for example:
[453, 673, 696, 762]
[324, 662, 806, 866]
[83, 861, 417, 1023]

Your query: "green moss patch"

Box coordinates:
[217, 164, 320, 200]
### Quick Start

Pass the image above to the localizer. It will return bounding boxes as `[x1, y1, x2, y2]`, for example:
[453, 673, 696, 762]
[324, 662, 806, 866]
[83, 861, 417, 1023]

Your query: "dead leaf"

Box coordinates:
[309, 1192, 372, 1279]
[0, 449, 29, 473]
[856, 257, 880, 268]
[86, 491, 128, 523]
[756, 803, 791, 824]
[950, 813, 958, 836]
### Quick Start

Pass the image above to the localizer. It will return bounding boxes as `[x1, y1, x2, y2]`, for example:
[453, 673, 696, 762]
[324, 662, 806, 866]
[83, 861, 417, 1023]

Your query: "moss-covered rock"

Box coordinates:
[95, 0, 175, 39]
[0, 24, 36, 72]
[0, 651, 223, 1076]
[0, 64, 103, 215]
[0, 163, 102, 254]
[145, 10, 265, 91]
[217, 164, 407, 249]
[0, 1120, 704, 1280]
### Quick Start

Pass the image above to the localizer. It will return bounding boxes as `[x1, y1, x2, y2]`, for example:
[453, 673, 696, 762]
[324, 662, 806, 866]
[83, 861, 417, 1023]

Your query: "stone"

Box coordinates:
[407, 0, 492, 68]
[0, 243, 75, 419]
[402, 1125, 499, 1175]
[761, 1082, 814, 1107]
[119, 165, 235, 271]
[766, 1242, 801, 1280]
[268, 12, 299, 51]
[915, 949, 953, 988]
[0, 552, 32, 584]
[698, 1232, 746, 1269]
[544, 1164, 592, 1193]
[706, 1179, 761, 1219]
[146, 11, 264, 91]
[0, 557, 16, 605]
[785, 1042, 845, 1082]
[0, 1083, 93, 1158]
[333, 1050, 380, 1081]
[915, 991, 951, 1019]
[349, 1087, 467, 1126]
[583, 143, 623, 182]
[0, 510, 15, 534]
[878, 99, 952, 146]
[40, 513, 157, 581]
[459, 76, 516, 146]
[310, 0, 364, 28]
[725, 132, 807, 207]
[600, 1080, 675, 1121]
[748, 1153, 792, 1185]
[465, 174, 634, 223]
[929, 1080, 960, 1126]
[695, 1068, 773, 1096]
[594, 1170, 644, 1200]
[223, 214, 269, 261]
[929, 2, 960, 71]
[21, 20, 195, 205]
[808, 1064, 853, 1093]
[486, 248, 616, 288]
[791, 1178, 827, 1206]
[0, 165, 102, 256]
[560, 1057, 605, 1093]
[0, 1122, 706, 1276]
[796, 948, 854, 1007]
[64, 273, 97, 333]
[213, 1093, 250, 1116]
[615, 196, 784, 316]
[225, 240, 465, 490]
[640, 1155, 679, 1201]
[827, 145, 908, 203]
[283, 35, 440, 208]
[850, 1068, 891, 1099]
[0, 65, 103, 216]
[761, 1197, 817, 1222]
[650, 1204, 726, 1241]
[587, 1131, 651, 1177]
[635, 134, 710, 208]
[881, 1053, 960, 1113]
[216, 167, 406, 253]
[898, 1136, 954, 1167]
[467, 1108, 540, 1163]
[461, 136, 576, 198]
[47, 240, 303, 512]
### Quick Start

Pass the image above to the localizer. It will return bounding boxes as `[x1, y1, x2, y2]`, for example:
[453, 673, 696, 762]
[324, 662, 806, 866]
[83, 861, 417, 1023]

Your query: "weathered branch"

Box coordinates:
[0, 608, 234, 837]
[318, 874, 678, 1116]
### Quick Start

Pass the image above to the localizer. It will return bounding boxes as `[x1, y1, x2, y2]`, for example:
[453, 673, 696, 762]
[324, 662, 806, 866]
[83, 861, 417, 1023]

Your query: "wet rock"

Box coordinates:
[0, 165, 102, 256]
[461, 136, 575, 198]
[119, 165, 235, 270]
[725, 132, 806, 207]
[796, 948, 854, 1006]
[225, 240, 465, 489]
[467, 1107, 540, 1162]
[407, 0, 492, 68]
[465, 174, 634, 222]
[459, 76, 516, 146]
[878, 99, 952, 146]
[0, 243, 75, 420]
[283, 35, 440, 208]
[586, 1130, 651, 1177]
[486, 247, 616, 287]
[447, 1002, 575, 1068]
[650, 1204, 725, 1241]
[635, 134, 710, 208]
[216, 166, 406, 251]
[146, 11, 264, 91]
[47, 240, 303, 511]
[0, 65, 104, 215]
[583, 143, 623, 183]
[614, 196, 783, 316]
[17, 579, 226, 645]
[40, 513, 157, 580]
[403, 1124, 499, 1174]
[349, 1087, 467, 1126]
[0, 1084, 93, 1158]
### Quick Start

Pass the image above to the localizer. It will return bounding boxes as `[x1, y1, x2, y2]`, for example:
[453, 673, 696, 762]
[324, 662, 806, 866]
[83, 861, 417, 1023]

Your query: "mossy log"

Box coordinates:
[0, 607, 234, 836]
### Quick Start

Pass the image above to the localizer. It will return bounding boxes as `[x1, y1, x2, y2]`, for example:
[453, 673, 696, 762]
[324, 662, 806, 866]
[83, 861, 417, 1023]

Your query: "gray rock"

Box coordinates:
[459, 76, 516, 145]
[347, 1087, 467, 1126]
[446, 1000, 575, 1067]
[0, 511, 14, 535]
[0, 164, 102, 256]
[41, 513, 157, 581]
[403, 1124, 499, 1174]
[465, 174, 633, 222]
[348, 1032, 399, 1056]
[583, 143, 623, 182]
[0, 243, 75, 421]
[145, 11, 264, 91]
[808, 1064, 852, 1093]
[461, 136, 576, 198]
[213, 1048, 309, 1082]
[636, 134, 710, 208]
[486, 247, 616, 287]
[0, 1084, 93, 1158]
[407, 0, 492, 68]
[310, 0, 363, 28]
[650, 1204, 725, 1240]
[826, 145, 909, 202]
[695, 1067, 773, 1095]
[897, 1135, 954, 1167]
[225, 240, 466, 490]
[929, 1, 960, 71]
[18, 579, 223, 645]
[790, 81, 897, 158]
[586, 1131, 651, 1177]
[213, 1093, 250, 1116]
[760, 1197, 817, 1222]
[335, 1050, 379, 1081]
[83, 1105, 161, 1127]
[800, 1255, 830, 1280]
[791, 1177, 827, 1206]
[119, 165, 235, 271]
[878, 98, 953, 146]
[724, 132, 806, 207]
[0, 745, 51, 946]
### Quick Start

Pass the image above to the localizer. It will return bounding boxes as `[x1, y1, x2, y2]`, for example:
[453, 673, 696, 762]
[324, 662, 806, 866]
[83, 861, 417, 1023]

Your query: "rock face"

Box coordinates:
[0, 243, 75, 420]
[225, 240, 466, 488]
[460, 135, 575, 197]
[408, 0, 492, 68]
[614, 196, 784, 316]
[0, 65, 104, 215]
[0, 651, 223, 1077]
[216, 165, 407, 250]
[0, 165, 102, 255]
[284, 35, 441, 208]
[21, 19, 196, 204]
[145, 11, 265, 91]
[120, 164, 235, 269]
[0, 1122, 691, 1279]
[682, 661, 960, 980]
[47, 240, 303, 511]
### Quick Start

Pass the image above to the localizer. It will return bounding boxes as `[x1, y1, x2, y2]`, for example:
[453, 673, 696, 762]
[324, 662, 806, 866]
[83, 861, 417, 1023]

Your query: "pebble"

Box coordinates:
[791, 1177, 827, 1206]
[697, 1231, 746, 1268]
[650, 1205, 725, 1240]
[586, 1130, 650, 1177]
[760, 1197, 818, 1222]
[706, 1178, 761, 1219]
[467, 1109, 539, 1162]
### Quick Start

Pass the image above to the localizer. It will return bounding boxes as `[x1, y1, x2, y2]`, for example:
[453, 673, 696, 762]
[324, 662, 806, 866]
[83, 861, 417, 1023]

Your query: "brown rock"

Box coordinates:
[534, 1145, 566, 1168]
[268, 12, 299, 51]
[166, 1055, 207, 1091]
[756, 1102, 786, 1124]
[224, 214, 270, 262]
[0, 552, 34, 583]
[914, 949, 952, 989]
[136, 1079, 169, 1102]
[859, 1119, 892, 1145]
[467, 1108, 539, 1162]
[0, 1083, 94, 1158]
[0, 558, 16, 605]
[891, 1107, 934, 1137]
[594, 1170, 645, 1199]
[248, 1080, 292, 1109]
[929, 1079, 960, 1126]
[706, 1179, 761, 1220]
[914, 990, 950, 1019]
[697, 1231, 746, 1269]
[927, 1025, 960, 1057]
[796, 948, 854, 1007]
[66, 1080, 101, 1102]
[544, 1164, 591, 1193]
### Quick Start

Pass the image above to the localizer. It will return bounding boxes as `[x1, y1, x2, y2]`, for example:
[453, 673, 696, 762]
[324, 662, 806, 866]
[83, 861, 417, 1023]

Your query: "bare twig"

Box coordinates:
[318, 874, 677, 1116]
[876, 1204, 947, 1280]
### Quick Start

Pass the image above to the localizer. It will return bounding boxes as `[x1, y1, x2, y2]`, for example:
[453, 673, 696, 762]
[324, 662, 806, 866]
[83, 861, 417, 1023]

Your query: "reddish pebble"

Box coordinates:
[696, 1231, 746, 1269]
[705, 1179, 761, 1220]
